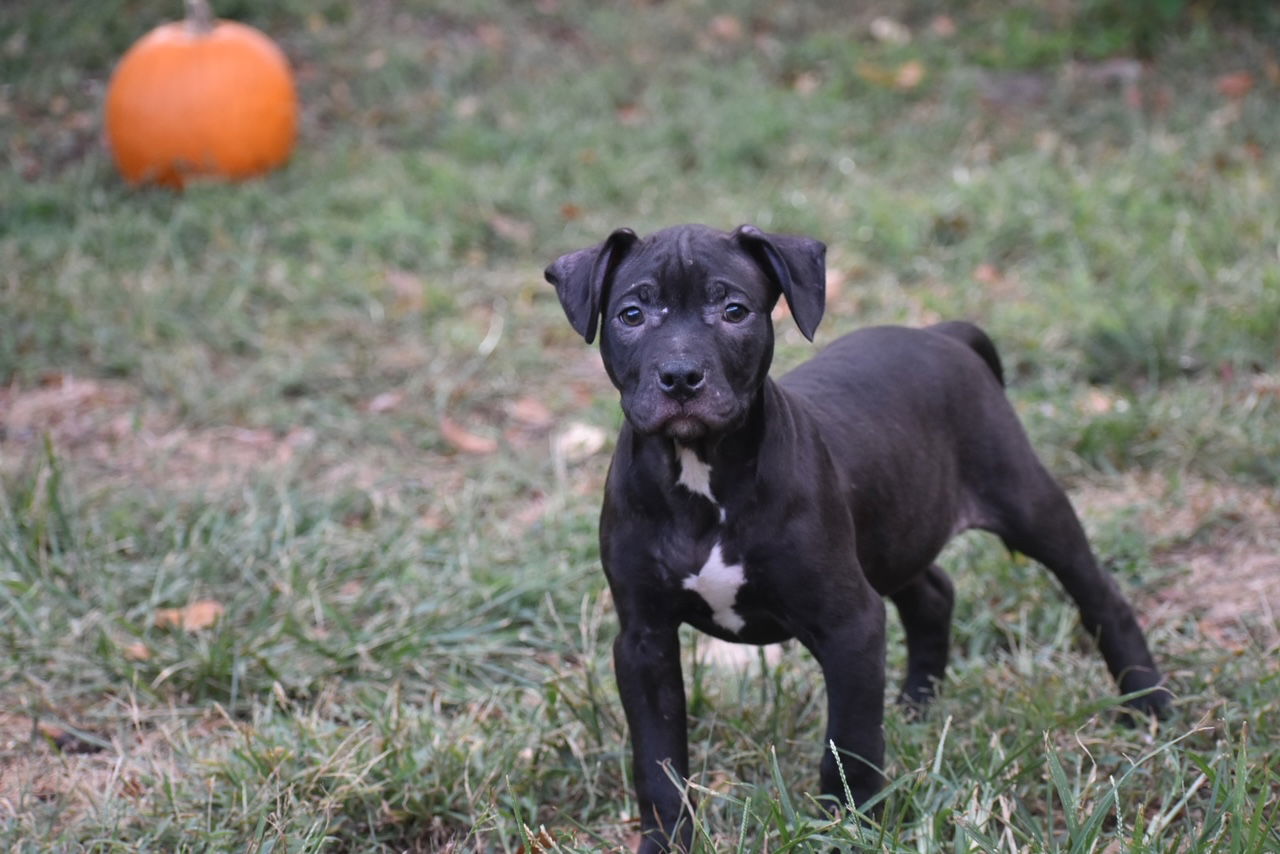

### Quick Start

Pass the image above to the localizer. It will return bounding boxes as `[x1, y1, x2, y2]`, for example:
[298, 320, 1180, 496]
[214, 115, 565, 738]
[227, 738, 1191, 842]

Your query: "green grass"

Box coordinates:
[3, 0, 1279, 850]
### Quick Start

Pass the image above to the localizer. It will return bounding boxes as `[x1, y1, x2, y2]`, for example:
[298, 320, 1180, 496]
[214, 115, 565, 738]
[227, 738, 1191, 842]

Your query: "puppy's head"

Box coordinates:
[545, 224, 826, 440]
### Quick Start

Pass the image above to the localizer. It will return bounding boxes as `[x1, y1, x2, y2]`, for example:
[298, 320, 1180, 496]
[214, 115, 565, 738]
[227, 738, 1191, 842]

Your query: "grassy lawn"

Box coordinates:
[2, 0, 1279, 850]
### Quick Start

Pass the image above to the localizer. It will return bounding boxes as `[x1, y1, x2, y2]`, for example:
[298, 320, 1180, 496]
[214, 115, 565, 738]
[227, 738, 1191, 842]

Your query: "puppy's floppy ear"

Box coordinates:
[731, 224, 826, 341]
[544, 228, 639, 344]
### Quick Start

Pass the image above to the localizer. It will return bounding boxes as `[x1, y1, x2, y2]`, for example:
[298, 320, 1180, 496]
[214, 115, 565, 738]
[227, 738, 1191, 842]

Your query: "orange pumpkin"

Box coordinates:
[104, 0, 298, 188]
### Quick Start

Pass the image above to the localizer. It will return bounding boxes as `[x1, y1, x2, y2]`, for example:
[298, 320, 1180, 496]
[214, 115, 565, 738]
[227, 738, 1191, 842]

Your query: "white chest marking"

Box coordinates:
[682, 542, 746, 633]
[677, 445, 726, 521]
[676, 446, 715, 502]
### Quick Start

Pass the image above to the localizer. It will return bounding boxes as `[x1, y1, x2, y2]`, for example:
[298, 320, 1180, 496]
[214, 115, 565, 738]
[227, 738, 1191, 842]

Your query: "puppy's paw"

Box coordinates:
[1117, 684, 1174, 726]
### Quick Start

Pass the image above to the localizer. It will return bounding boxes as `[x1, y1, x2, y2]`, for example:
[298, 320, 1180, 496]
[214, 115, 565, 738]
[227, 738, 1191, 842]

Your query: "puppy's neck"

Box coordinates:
[667, 383, 772, 495]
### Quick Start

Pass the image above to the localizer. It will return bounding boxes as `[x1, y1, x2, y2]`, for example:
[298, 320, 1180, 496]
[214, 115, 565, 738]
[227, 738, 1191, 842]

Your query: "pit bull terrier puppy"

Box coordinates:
[544, 224, 1168, 852]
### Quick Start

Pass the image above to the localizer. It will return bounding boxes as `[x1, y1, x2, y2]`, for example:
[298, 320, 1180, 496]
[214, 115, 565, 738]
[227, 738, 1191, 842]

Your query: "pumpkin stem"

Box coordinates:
[185, 0, 215, 35]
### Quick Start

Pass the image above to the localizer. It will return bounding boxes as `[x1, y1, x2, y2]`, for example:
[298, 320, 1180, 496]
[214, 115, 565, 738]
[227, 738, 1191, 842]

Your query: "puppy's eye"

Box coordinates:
[722, 303, 750, 323]
[618, 306, 645, 327]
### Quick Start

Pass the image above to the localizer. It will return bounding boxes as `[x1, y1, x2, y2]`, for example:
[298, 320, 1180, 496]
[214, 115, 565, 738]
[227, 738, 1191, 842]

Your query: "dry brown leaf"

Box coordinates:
[488, 214, 534, 247]
[895, 60, 926, 90]
[855, 61, 895, 88]
[474, 22, 506, 52]
[507, 396, 554, 428]
[123, 641, 151, 661]
[707, 14, 744, 43]
[37, 721, 67, 741]
[1216, 71, 1255, 100]
[385, 269, 425, 312]
[366, 390, 405, 414]
[792, 71, 821, 96]
[37, 722, 103, 754]
[155, 599, 225, 631]
[440, 417, 499, 455]
[554, 422, 607, 463]
[973, 263, 1003, 286]
[513, 493, 550, 531]
[615, 102, 647, 125]
[870, 17, 910, 45]
[1082, 388, 1118, 415]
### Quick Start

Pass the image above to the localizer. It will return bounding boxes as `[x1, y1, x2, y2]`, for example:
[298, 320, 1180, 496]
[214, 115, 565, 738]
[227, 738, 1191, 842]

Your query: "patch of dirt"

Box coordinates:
[0, 374, 468, 508]
[0, 709, 231, 827]
[1076, 473, 1280, 648]
[0, 370, 610, 530]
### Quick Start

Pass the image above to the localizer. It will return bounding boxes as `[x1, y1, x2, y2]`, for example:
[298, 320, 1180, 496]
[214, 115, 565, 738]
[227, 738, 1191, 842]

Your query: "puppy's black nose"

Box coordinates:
[657, 359, 706, 402]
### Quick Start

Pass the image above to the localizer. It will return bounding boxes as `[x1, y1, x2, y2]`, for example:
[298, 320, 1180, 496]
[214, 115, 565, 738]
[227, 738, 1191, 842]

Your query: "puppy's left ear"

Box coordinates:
[544, 228, 639, 344]
[731, 225, 826, 341]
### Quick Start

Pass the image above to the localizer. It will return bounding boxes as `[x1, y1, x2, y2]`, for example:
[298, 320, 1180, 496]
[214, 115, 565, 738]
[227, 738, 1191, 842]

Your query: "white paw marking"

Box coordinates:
[683, 542, 746, 632]
[676, 445, 715, 503]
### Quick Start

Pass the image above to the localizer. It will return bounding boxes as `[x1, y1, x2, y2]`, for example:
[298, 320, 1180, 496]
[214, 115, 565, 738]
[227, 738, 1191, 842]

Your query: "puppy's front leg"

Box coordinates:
[804, 599, 888, 815]
[614, 621, 692, 853]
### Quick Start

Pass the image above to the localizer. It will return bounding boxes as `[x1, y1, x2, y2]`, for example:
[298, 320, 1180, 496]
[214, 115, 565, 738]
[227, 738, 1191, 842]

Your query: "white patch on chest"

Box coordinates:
[677, 445, 727, 520]
[682, 542, 746, 633]
[676, 445, 715, 501]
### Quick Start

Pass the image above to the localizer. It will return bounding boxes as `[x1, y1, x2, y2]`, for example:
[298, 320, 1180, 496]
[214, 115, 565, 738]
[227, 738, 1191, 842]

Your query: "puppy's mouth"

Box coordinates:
[624, 395, 739, 439]
[661, 414, 709, 441]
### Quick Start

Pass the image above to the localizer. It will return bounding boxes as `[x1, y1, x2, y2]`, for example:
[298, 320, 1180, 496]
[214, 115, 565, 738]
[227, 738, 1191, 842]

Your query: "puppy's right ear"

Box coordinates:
[544, 228, 639, 344]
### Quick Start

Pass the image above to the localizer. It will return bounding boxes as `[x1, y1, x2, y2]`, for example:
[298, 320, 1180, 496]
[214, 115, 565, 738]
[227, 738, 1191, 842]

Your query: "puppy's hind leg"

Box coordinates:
[889, 564, 954, 709]
[988, 463, 1171, 718]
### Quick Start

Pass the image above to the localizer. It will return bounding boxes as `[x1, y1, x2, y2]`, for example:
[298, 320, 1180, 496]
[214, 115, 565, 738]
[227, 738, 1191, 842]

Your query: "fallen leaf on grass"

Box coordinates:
[930, 15, 956, 38]
[366, 390, 405, 414]
[855, 62, 895, 88]
[856, 59, 927, 91]
[441, 417, 499, 455]
[554, 422, 607, 463]
[37, 722, 104, 754]
[385, 269, 426, 312]
[488, 214, 534, 247]
[155, 599, 225, 632]
[1082, 387, 1119, 415]
[615, 102, 647, 125]
[707, 14, 744, 43]
[507, 396, 554, 428]
[1216, 71, 1255, 100]
[123, 641, 151, 661]
[474, 22, 506, 52]
[870, 16, 910, 45]
[973, 263, 1003, 286]
[513, 493, 550, 531]
[895, 60, 926, 89]
[791, 71, 821, 95]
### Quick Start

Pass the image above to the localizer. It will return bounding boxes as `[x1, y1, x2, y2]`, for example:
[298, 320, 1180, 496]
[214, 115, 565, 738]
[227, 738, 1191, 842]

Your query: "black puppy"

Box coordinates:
[545, 224, 1168, 852]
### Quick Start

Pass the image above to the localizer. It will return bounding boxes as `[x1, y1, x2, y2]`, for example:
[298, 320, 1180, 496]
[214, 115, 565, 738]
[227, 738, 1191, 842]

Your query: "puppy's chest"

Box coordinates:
[662, 447, 772, 635]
